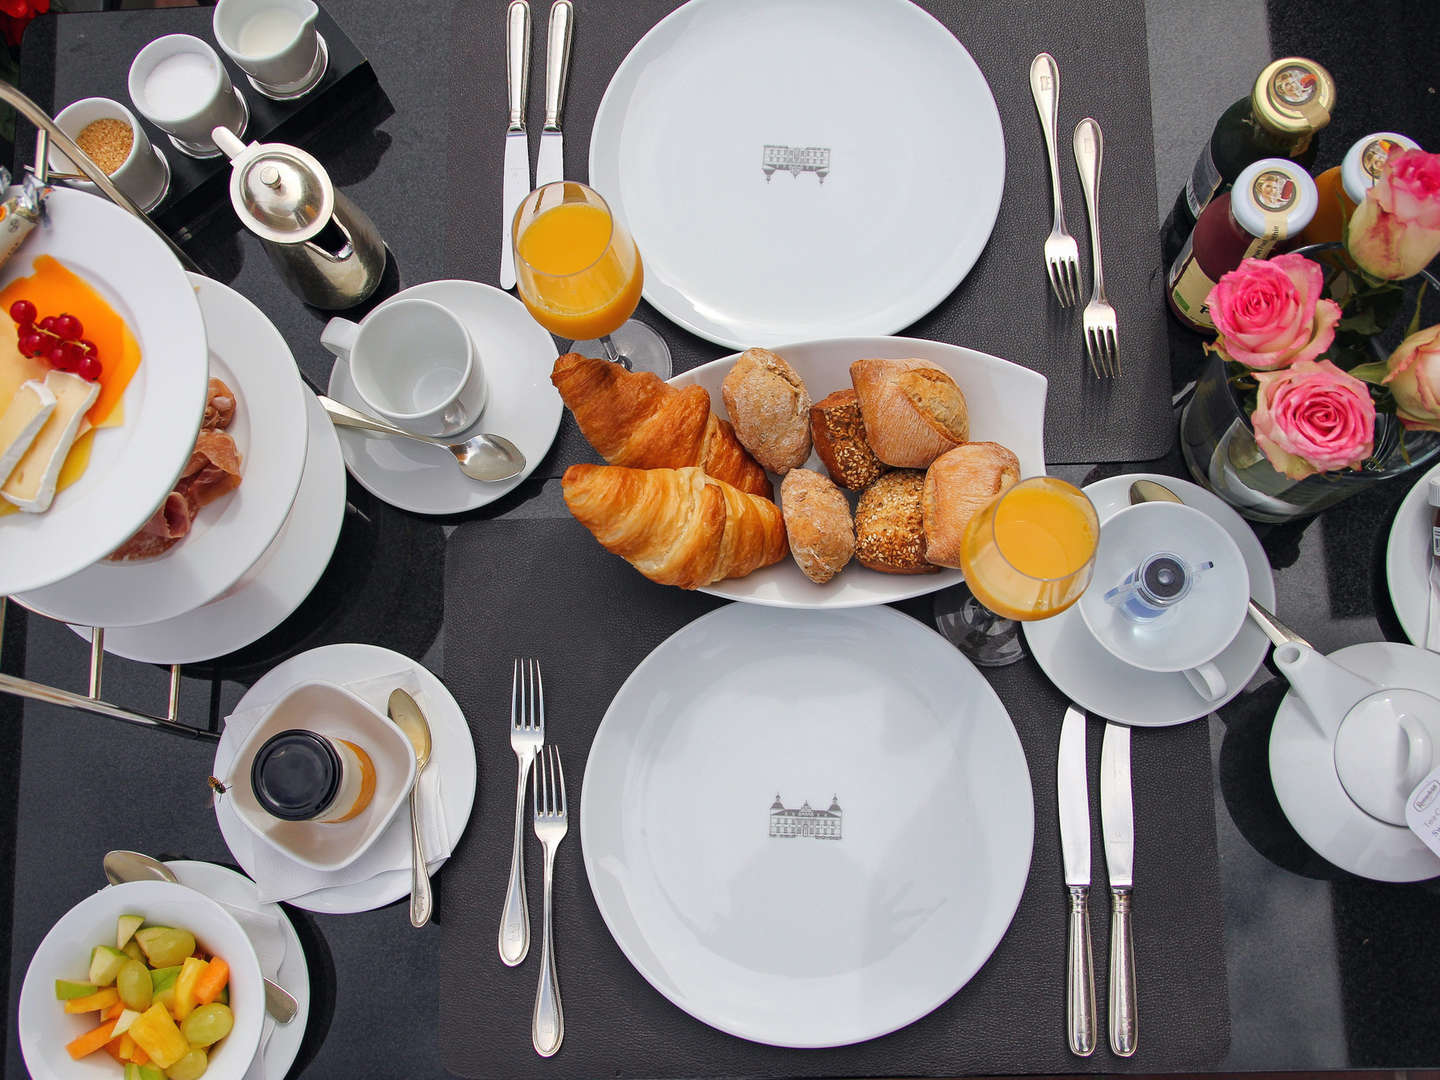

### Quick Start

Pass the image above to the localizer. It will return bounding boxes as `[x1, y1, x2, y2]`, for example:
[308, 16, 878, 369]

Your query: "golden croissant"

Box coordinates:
[551, 352, 772, 498]
[562, 464, 788, 589]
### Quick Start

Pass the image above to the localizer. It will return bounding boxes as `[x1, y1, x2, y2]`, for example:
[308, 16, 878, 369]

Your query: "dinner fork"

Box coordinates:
[1074, 117, 1119, 377]
[1030, 53, 1080, 308]
[532, 744, 567, 1058]
[501, 658, 544, 967]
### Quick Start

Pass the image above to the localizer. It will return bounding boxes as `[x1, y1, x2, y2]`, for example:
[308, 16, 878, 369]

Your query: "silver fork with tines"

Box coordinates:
[532, 744, 568, 1058]
[1030, 53, 1080, 307]
[1074, 116, 1119, 377]
[500, 659, 544, 966]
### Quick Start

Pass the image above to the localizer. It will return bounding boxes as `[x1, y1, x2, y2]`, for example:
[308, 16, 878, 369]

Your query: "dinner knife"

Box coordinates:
[500, 0, 532, 291]
[534, 0, 573, 189]
[1426, 477, 1440, 650]
[1100, 721, 1138, 1058]
[1057, 705, 1096, 1057]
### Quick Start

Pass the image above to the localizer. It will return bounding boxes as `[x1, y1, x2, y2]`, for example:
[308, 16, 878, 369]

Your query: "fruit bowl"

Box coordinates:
[18, 880, 264, 1080]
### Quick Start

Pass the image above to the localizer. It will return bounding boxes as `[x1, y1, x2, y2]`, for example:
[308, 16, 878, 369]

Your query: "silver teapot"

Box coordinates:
[212, 125, 386, 309]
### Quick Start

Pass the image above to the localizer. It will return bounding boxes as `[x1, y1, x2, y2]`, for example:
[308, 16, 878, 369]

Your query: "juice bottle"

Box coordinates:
[1167, 158, 1318, 332]
[1160, 57, 1335, 267]
[1297, 131, 1420, 247]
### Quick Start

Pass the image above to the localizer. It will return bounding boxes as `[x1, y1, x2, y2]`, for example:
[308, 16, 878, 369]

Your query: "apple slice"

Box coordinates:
[116, 914, 144, 950]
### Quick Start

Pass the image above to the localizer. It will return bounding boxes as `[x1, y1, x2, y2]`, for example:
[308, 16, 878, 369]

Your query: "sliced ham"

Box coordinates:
[107, 388, 244, 562]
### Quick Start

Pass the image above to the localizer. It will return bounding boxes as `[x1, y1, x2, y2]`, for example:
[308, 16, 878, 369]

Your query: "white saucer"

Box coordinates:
[65, 389, 345, 664]
[1023, 473, 1276, 726]
[166, 860, 310, 1080]
[18, 275, 309, 627]
[1385, 460, 1440, 646]
[1270, 641, 1440, 882]
[326, 280, 561, 515]
[213, 644, 477, 914]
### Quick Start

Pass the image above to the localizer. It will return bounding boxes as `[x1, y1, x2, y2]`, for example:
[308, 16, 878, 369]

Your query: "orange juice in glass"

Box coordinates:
[937, 476, 1099, 666]
[512, 181, 671, 377]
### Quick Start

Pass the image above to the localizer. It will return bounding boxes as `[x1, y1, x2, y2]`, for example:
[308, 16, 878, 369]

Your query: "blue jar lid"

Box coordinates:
[251, 729, 341, 821]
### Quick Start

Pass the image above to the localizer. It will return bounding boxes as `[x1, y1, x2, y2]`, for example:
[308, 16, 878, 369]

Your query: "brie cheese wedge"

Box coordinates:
[0, 378, 57, 486]
[2, 371, 99, 513]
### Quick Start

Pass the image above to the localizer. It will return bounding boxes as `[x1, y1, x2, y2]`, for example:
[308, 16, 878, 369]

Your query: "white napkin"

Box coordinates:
[221, 667, 451, 906]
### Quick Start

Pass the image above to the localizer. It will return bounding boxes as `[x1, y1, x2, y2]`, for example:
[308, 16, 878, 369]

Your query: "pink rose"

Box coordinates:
[1382, 323, 1440, 432]
[1252, 359, 1376, 480]
[1206, 254, 1341, 371]
[1346, 149, 1440, 280]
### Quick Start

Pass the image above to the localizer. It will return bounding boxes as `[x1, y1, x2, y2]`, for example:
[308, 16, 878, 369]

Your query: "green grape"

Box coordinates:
[162, 1047, 208, 1080]
[116, 959, 153, 1011]
[179, 1003, 233, 1048]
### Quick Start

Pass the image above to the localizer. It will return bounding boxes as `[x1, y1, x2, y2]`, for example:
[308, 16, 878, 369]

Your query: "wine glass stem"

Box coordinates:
[598, 333, 632, 371]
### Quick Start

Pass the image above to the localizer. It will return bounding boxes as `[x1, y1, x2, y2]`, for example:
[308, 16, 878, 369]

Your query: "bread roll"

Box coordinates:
[780, 468, 854, 584]
[562, 464, 787, 589]
[853, 470, 937, 575]
[921, 442, 1021, 569]
[721, 347, 811, 475]
[551, 353, 771, 497]
[810, 389, 887, 490]
[850, 357, 969, 468]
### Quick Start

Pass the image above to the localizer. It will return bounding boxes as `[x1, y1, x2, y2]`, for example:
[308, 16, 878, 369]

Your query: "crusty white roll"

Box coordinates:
[722, 347, 812, 475]
[921, 442, 1021, 569]
[850, 357, 969, 468]
[780, 468, 854, 584]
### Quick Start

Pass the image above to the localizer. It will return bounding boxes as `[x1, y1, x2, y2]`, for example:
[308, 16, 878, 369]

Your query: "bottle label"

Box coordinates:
[1268, 63, 1331, 128]
[1432, 524, 1440, 558]
[1185, 147, 1224, 218]
[1167, 234, 1218, 329]
[1363, 137, 1404, 183]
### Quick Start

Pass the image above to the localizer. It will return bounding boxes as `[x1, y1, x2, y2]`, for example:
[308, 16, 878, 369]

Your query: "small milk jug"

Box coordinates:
[212, 125, 386, 308]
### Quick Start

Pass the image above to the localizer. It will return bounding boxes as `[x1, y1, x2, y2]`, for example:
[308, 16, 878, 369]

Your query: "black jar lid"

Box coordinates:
[251, 729, 341, 821]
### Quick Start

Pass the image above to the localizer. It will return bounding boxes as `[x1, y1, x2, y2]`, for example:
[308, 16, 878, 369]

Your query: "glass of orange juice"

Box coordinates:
[934, 476, 1099, 666]
[512, 181, 672, 377]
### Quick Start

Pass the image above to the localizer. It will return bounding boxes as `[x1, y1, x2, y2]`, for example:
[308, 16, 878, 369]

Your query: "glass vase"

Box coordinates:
[1179, 244, 1440, 523]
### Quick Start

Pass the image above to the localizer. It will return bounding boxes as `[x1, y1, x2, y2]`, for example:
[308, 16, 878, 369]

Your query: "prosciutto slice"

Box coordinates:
[108, 379, 244, 562]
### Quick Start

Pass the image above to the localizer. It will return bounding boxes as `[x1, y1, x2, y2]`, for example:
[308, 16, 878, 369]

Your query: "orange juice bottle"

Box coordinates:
[1297, 131, 1419, 247]
[959, 477, 1098, 621]
[515, 201, 644, 341]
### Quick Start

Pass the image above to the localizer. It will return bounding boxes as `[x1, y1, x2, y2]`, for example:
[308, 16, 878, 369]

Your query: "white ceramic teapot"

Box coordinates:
[1269, 640, 1440, 880]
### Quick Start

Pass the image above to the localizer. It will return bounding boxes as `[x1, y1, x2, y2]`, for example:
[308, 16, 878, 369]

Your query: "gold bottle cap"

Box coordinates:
[1253, 58, 1336, 137]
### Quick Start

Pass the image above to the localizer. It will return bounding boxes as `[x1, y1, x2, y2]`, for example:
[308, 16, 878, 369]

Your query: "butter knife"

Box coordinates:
[535, 0, 573, 189]
[500, 0, 532, 291]
[1100, 721, 1138, 1057]
[1426, 477, 1440, 651]
[1057, 705, 1096, 1057]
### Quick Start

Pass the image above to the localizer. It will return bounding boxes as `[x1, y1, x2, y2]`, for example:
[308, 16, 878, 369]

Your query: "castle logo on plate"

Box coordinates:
[762, 145, 831, 183]
[769, 793, 842, 839]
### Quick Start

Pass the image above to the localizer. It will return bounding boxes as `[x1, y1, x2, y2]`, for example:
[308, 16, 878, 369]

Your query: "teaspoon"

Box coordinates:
[317, 395, 526, 482]
[102, 849, 299, 1024]
[387, 688, 435, 929]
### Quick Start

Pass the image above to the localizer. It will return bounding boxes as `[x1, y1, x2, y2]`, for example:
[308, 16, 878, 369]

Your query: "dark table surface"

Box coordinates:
[5, 0, 1440, 1077]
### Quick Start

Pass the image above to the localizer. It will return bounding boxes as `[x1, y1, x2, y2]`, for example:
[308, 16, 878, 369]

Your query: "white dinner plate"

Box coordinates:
[66, 389, 345, 664]
[17, 275, 308, 626]
[0, 187, 209, 594]
[166, 860, 311, 1080]
[589, 0, 1005, 349]
[1270, 642, 1440, 881]
[582, 604, 1033, 1047]
[1385, 460, 1440, 646]
[1023, 473, 1276, 726]
[213, 644, 477, 914]
[668, 336, 1047, 608]
[327, 280, 561, 515]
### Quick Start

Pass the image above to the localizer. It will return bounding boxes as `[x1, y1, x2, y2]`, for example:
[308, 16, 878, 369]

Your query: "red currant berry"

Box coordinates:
[76, 354, 101, 382]
[9, 299, 36, 324]
[76, 339, 98, 358]
[17, 330, 42, 357]
[58, 341, 85, 367]
[53, 314, 82, 341]
[38, 315, 59, 333]
[47, 344, 67, 369]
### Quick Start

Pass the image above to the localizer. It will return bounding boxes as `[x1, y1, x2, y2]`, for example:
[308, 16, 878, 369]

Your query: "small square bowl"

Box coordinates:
[224, 681, 415, 872]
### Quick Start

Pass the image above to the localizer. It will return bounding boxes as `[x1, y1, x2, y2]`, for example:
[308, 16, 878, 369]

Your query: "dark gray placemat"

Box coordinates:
[437, 517, 1229, 1077]
[443, 0, 1174, 470]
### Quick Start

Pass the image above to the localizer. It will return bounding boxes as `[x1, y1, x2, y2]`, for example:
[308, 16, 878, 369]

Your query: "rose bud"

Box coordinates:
[1382, 323, 1440, 432]
[1345, 148, 1440, 280]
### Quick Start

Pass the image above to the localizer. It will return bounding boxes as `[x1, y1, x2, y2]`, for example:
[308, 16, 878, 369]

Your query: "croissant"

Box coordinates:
[562, 464, 788, 589]
[551, 353, 773, 498]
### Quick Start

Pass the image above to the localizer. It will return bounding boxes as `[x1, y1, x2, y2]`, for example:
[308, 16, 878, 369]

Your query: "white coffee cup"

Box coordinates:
[1077, 501, 1251, 701]
[213, 0, 328, 101]
[48, 97, 170, 212]
[128, 34, 249, 159]
[321, 298, 488, 438]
